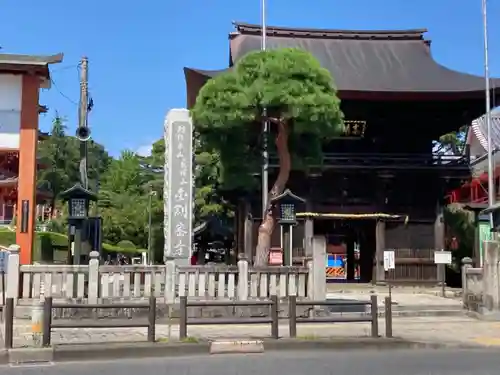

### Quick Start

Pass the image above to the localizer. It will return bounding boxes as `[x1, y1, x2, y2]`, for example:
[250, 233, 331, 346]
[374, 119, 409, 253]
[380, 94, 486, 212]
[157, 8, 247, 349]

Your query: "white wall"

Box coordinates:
[0, 74, 22, 149]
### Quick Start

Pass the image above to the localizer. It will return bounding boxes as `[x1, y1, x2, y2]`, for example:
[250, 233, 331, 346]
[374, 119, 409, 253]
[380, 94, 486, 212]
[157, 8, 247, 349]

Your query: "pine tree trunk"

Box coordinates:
[254, 121, 291, 266]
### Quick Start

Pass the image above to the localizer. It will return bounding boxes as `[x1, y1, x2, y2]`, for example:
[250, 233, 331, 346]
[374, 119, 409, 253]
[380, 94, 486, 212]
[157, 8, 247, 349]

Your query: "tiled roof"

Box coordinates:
[185, 22, 500, 109]
[470, 112, 500, 151]
[232, 22, 428, 41]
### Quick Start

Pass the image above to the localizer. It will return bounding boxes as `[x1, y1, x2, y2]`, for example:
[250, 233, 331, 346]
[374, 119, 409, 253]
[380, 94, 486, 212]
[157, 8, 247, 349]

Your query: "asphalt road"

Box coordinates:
[2, 349, 500, 375]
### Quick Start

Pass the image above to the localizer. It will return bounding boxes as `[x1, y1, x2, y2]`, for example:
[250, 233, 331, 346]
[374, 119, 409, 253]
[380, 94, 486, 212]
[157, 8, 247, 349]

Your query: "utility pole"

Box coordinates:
[482, 0, 495, 216]
[72, 56, 89, 266]
[78, 56, 89, 189]
[261, 0, 269, 219]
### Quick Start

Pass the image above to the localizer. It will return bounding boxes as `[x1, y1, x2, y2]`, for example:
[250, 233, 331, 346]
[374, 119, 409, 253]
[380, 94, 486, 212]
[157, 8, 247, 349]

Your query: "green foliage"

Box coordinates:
[96, 150, 164, 259]
[0, 231, 67, 262]
[102, 242, 142, 254]
[37, 115, 112, 215]
[444, 204, 475, 267]
[100, 150, 147, 195]
[191, 48, 344, 191]
[0, 230, 142, 256]
[116, 240, 137, 250]
[438, 126, 466, 156]
[0, 230, 16, 245]
[32, 111, 234, 263]
[116, 240, 136, 250]
[141, 132, 234, 227]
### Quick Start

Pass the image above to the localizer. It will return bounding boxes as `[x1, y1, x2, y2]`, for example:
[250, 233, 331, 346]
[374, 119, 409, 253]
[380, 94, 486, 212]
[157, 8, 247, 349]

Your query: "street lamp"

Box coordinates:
[60, 183, 97, 265]
[148, 190, 157, 265]
[270, 189, 306, 266]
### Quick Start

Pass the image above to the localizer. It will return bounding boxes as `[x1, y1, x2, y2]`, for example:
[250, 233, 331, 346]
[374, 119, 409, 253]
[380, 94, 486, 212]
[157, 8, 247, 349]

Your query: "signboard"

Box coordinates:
[478, 221, 492, 266]
[434, 250, 452, 265]
[383, 250, 395, 271]
[164, 109, 193, 260]
[0, 250, 9, 273]
[0, 75, 22, 149]
[269, 248, 283, 265]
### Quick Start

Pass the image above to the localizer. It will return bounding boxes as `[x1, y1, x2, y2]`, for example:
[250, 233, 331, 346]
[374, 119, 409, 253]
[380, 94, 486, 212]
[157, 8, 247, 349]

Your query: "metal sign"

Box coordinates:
[383, 250, 395, 271]
[0, 250, 9, 273]
[434, 250, 452, 265]
[164, 109, 193, 260]
[478, 221, 491, 266]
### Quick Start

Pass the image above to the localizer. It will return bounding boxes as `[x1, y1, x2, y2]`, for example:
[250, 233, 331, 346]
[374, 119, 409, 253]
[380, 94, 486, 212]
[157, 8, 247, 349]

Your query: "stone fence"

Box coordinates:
[461, 257, 483, 311]
[1, 245, 318, 307]
[461, 240, 500, 315]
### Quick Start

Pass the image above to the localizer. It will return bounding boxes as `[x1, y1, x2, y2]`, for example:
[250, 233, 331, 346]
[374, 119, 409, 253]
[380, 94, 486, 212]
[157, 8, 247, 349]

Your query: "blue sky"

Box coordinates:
[1, 0, 499, 157]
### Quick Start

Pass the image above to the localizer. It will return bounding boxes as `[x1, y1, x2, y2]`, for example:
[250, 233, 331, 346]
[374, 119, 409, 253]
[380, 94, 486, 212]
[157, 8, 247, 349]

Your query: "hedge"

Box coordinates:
[0, 230, 143, 262]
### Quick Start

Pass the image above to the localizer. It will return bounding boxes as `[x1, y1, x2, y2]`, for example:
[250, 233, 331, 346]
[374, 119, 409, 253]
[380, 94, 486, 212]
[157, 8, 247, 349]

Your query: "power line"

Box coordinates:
[51, 64, 79, 73]
[50, 77, 79, 106]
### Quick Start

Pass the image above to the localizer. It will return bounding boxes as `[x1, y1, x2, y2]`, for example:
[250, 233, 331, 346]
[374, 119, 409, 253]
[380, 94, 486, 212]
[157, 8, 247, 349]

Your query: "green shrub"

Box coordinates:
[0, 230, 143, 259]
[102, 242, 142, 254]
[0, 230, 16, 246]
[116, 240, 136, 250]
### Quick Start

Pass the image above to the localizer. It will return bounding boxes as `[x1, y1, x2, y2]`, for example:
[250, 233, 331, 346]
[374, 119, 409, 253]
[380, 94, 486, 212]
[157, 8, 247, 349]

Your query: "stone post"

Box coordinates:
[483, 241, 499, 311]
[164, 260, 176, 304]
[375, 220, 386, 283]
[6, 244, 20, 300]
[237, 254, 249, 301]
[312, 236, 326, 301]
[31, 261, 43, 347]
[461, 257, 473, 307]
[88, 251, 100, 304]
[304, 217, 314, 257]
[305, 256, 314, 299]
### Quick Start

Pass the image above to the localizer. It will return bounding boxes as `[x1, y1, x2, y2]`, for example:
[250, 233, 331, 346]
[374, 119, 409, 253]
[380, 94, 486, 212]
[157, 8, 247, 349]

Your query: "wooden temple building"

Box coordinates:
[184, 23, 500, 284]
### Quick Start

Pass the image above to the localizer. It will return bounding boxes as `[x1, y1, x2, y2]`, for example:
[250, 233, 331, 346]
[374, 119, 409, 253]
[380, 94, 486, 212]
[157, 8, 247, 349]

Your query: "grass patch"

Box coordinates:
[157, 336, 199, 343]
[297, 334, 322, 340]
[180, 336, 199, 343]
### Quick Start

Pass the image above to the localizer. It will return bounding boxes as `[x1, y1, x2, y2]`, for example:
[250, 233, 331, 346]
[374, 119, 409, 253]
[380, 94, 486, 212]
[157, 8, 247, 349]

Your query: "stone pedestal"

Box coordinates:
[312, 236, 326, 301]
[483, 240, 500, 312]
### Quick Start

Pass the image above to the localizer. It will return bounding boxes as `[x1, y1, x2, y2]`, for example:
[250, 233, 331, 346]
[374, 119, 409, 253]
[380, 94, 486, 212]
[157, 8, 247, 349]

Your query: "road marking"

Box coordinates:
[9, 361, 54, 368]
[473, 337, 500, 346]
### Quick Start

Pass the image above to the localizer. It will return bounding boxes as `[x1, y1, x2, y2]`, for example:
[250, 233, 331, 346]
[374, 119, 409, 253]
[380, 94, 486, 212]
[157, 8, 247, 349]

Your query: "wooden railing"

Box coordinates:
[2, 247, 311, 304]
[269, 152, 470, 170]
[385, 249, 438, 283]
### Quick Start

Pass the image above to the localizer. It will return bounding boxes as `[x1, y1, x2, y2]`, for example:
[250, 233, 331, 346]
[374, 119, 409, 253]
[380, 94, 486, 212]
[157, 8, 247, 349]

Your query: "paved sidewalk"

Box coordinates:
[326, 292, 462, 308]
[326, 284, 462, 296]
[5, 316, 500, 348]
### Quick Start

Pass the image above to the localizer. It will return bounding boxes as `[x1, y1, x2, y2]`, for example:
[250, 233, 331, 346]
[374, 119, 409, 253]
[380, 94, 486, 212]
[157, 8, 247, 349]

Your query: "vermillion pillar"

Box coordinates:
[16, 75, 40, 265]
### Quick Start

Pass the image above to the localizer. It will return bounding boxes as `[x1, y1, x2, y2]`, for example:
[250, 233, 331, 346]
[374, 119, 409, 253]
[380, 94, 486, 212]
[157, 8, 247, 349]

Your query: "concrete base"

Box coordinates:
[14, 301, 313, 320]
[3, 338, 485, 364]
[0, 350, 8, 365]
[51, 341, 210, 362]
[8, 347, 54, 364]
[210, 340, 264, 354]
[467, 309, 500, 321]
[12, 303, 467, 321]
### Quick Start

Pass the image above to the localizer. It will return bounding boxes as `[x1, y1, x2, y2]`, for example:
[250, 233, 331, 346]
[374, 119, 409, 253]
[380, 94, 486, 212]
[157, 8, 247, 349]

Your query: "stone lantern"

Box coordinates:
[270, 189, 306, 266]
[60, 184, 97, 265]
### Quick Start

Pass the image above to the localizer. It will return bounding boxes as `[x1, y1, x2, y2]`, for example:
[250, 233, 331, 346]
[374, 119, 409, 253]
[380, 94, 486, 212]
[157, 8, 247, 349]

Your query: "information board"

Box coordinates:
[383, 250, 395, 271]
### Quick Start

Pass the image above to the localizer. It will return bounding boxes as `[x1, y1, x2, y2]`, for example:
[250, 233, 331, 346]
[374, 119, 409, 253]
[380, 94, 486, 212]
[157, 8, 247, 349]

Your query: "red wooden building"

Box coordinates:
[449, 112, 500, 204]
[0, 137, 52, 225]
